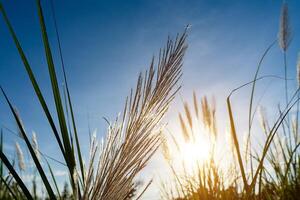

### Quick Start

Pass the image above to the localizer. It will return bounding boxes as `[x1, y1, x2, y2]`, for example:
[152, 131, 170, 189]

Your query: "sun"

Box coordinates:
[181, 141, 210, 170]
[176, 133, 212, 173]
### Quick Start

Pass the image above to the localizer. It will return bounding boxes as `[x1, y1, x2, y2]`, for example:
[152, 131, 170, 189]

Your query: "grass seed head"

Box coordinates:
[278, 2, 292, 52]
[15, 142, 26, 171]
[32, 131, 40, 161]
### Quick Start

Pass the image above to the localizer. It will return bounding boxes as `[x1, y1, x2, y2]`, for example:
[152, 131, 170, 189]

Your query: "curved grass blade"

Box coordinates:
[0, 87, 57, 200]
[247, 40, 276, 180]
[248, 40, 277, 129]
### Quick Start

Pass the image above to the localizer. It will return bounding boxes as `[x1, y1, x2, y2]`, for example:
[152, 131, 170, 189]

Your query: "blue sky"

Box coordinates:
[1, 0, 300, 198]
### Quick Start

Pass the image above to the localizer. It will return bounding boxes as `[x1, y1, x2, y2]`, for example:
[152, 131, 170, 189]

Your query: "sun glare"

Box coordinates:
[174, 125, 213, 173]
[181, 139, 210, 168]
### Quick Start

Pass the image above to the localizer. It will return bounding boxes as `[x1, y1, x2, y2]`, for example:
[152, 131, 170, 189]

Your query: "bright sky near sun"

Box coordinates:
[1, 0, 300, 199]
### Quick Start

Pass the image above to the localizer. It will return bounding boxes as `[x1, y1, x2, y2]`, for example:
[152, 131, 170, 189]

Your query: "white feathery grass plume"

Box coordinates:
[15, 142, 26, 171]
[278, 2, 292, 52]
[32, 131, 40, 161]
[81, 31, 187, 200]
[201, 96, 217, 138]
[13, 107, 25, 138]
[297, 53, 300, 86]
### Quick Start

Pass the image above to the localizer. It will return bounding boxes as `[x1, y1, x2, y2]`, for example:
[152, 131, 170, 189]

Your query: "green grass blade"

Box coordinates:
[0, 87, 57, 200]
[64, 85, 85, 182]
[0, 3, 66, 161]
[0, 150, 33, 200]
[35, 1, 76, 187]
[45, 158, 62, 200]
[50, 0, 85, 180]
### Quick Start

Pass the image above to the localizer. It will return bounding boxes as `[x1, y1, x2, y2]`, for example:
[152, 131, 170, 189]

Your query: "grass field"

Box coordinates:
[1, 1, 300, 200]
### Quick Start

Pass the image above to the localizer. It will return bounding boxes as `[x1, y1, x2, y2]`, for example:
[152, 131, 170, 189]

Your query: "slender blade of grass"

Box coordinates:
[0, 150, 33, 200]
[226, 97, 248, 191]
[0, 87, 57, 200]
[66, 85, 85, 182]
[45, 158, 62, 200]
[49, 0, 85, 182]
[35, 0, 76, 189]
